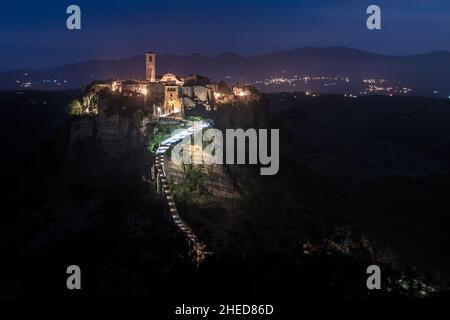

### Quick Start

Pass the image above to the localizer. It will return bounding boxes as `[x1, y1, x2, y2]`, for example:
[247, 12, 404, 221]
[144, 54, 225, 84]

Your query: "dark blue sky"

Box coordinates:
[1, 0, 449, 70]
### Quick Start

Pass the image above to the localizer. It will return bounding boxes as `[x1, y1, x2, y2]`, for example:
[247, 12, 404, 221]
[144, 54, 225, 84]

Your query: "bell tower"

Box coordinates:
[145, 52, 156, 82]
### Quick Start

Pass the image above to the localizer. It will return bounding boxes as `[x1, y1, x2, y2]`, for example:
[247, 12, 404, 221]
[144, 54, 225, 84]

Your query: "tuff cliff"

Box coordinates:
[65, 115, 150, 186]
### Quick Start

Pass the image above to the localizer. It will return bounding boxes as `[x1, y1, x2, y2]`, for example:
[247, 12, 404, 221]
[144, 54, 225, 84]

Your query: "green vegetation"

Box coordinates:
[185, 116, 203, 122]
[146, 123, 185, 154]
[172, 165, 205, 202]
[185, 116, 214, 128]
[67, 99, 83, 116]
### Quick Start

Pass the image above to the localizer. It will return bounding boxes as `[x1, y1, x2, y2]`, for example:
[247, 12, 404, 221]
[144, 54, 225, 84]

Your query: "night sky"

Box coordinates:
[1, 0, 449, 70]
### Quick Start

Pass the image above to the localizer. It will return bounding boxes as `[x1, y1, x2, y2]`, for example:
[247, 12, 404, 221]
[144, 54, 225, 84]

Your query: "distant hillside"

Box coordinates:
[1, 47, 450, 97]
[270, 93, 450, 178]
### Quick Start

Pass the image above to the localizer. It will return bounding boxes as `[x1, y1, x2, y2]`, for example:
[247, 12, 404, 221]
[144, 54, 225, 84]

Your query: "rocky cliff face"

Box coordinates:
[65, 115, 150, 186]
[163, 145, 243, 252]
[165, 145, 240, 202]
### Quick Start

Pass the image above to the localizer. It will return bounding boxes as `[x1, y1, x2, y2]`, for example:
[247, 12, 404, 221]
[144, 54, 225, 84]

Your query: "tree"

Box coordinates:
[68, 99, 83, 116]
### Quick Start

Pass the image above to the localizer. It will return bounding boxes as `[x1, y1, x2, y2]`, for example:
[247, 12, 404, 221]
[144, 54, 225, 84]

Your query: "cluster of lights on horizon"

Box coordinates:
[14, 73, 69, 88]
[361, 78, 412, 96]
[251, 73, 423, 98]
[256, 75, 351, 88]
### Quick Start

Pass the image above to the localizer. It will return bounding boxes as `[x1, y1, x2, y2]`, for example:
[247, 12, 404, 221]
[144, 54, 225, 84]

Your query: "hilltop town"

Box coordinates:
[82, 52, 262, 118]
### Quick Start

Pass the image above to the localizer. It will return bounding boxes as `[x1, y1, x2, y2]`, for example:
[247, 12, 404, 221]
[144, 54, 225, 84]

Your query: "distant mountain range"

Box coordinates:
[1, 47, 449, 97]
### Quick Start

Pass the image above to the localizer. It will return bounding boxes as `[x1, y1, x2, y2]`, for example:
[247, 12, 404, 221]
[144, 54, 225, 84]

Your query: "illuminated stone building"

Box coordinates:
[122, 80, 149, 95]
[159, 73, 184, 86]
[163, 85, 183, 115]
[145, 52, 156, 82]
